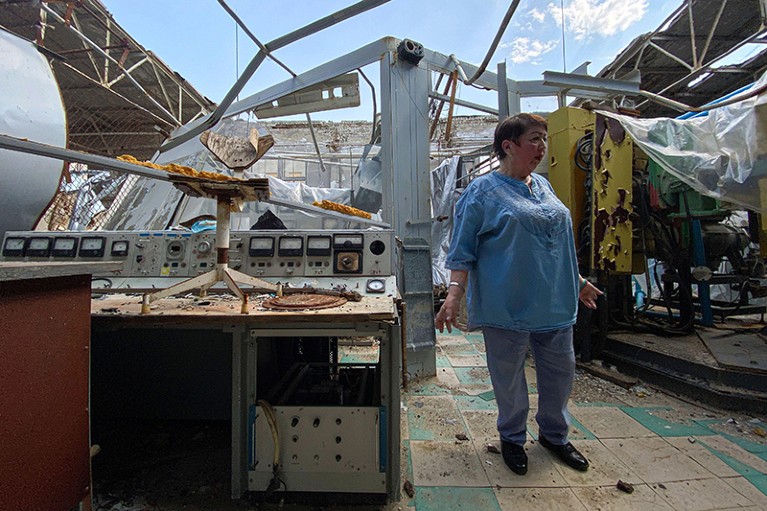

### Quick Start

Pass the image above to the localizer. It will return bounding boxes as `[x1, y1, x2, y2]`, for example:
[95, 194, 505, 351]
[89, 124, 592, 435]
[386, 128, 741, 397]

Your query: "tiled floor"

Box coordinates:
[397, 329, 767, 511]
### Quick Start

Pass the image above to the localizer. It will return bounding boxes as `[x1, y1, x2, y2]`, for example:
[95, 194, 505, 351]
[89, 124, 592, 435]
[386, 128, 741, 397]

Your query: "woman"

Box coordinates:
[435, 113, 602, 475]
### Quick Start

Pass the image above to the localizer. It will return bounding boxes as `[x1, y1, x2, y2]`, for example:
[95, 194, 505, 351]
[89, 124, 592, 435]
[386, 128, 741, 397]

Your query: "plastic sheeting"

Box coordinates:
[176, 176, 358, 231]
[430, 156, 460, 286]
[597, 70, 767, 213]
[107, 117, 377, 230]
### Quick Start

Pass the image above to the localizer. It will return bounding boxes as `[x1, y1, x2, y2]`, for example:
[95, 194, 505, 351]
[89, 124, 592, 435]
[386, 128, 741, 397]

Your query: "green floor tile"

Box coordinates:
[454, 395, 498, 411]
[407, 409, 437, 441]
[620, 407, 716, 437]
[744, 473, 767, 496]
[698, 424, 767, 457]
[415, 487, 501, 511]
[453, 366, 492, 385]
[477, 390, 495, 401]
[435, 353, 451, 368]
[465, 333, 485, 344]
[722, 432, 767, 461]
[568, 416, 597, 440]
[698, 438, 767, 479]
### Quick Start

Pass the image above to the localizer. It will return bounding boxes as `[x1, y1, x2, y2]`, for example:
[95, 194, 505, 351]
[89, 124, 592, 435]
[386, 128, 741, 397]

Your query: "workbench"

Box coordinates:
[91, 292, 401, 500]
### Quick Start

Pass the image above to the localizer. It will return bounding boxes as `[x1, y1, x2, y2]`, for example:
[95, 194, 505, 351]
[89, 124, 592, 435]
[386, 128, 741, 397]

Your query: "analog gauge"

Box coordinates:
[278, 236, 303, 257]
[2, 237, 26, 257]
[27, 237, 52, 257]
[334, 234, 363, 248]
[366, 278, 386, 293]
[249, 236, 274, 257]
[52, 237, 78, 257]
[197, 240, 212, 254]
[79, 236, 106, 257]
[111, 240, 129, 257]
[307, 235, 331, 256]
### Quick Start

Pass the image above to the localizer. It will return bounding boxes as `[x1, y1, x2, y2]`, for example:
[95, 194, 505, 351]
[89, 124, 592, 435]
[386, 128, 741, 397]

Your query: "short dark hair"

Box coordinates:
[493, 113, 548, 160]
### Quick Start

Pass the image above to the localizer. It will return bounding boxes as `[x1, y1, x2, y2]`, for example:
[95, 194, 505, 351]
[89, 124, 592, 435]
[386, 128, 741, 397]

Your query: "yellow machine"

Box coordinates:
[547, 105, 765, 341]
[548, 107, 635, 274]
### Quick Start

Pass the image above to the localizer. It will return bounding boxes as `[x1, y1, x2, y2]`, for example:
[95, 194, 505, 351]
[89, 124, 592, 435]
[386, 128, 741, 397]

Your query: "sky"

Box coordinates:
[104, 0, 683, 122]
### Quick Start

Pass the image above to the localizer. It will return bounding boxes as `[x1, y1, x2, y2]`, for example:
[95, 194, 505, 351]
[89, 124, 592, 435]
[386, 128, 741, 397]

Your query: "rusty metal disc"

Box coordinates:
[261, 293, 347, 310]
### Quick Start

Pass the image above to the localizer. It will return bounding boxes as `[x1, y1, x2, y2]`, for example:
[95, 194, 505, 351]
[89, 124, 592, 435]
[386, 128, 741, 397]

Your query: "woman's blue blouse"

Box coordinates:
[446, 171, 580, 332]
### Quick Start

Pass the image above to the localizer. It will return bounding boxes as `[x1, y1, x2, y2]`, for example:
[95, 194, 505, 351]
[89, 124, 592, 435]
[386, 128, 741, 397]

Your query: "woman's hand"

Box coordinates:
[435, 294, 461, 333]
[579, 280, 603, 309]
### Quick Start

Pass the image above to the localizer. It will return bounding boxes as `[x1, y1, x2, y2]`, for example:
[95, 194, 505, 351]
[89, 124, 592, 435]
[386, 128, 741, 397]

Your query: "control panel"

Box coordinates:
[1, 229, 394, 279]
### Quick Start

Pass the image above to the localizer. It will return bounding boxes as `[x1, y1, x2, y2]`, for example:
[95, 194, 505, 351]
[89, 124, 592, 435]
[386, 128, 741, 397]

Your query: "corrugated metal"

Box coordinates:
[596, 0, 767, 117]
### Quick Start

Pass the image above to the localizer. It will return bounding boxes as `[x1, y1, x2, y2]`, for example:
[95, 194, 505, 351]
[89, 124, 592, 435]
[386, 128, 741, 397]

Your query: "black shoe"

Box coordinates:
[501, 440, 528, 475]
[538, 435, 589, 471]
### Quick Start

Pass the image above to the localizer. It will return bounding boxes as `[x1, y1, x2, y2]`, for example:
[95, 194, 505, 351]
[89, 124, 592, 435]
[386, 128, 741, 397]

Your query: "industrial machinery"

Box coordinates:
[548, 106, 766, 353]
[1, 227, 400, 498]
[1, 228, 395, 292]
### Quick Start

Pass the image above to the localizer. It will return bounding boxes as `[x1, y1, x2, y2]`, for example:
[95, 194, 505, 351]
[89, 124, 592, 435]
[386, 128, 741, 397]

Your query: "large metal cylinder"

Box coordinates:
[0, 29, 67, 238]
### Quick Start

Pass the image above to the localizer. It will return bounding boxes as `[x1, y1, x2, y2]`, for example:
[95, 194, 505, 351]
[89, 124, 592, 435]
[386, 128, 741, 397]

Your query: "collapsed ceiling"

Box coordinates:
[1, 0, 766, 164]
[0, 0, 216, 160]
[596, 0, 767, 117]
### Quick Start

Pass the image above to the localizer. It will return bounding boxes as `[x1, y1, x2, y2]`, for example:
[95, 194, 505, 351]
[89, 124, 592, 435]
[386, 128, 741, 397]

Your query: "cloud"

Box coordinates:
[546, 0, 648, 41]
[502, 37, 559, 64]
[529, 8, 547, 23]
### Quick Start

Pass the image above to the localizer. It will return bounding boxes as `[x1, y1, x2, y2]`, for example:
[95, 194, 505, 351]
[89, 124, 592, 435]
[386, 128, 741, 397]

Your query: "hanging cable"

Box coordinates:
[357, 69, 378, 144]
[462, 0, 523, 86]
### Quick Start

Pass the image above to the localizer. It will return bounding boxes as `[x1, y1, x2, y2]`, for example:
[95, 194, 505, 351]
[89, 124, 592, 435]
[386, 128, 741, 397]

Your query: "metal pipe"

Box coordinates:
[0, 134, 172, 182]
[638, 79, 767, 113]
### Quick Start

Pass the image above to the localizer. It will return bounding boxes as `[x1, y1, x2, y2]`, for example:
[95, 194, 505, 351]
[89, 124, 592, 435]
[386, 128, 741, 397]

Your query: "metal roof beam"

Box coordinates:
[41, 3, 181, 126]
[159, 0, 391, 153]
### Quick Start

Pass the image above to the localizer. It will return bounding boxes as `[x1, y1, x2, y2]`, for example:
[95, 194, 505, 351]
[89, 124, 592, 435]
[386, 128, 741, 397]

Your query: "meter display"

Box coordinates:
[2, 237, 26, 257]
[278, 236, 303, 257]
[27, 237, 52, 257]
[334, 234, 363, 248]
[306, 235, 331, 256]
[111, 240, 129, 257]
[249, 236, 275, 257]
[366, 278, 386, 293]
[79, 236, 106, 257]
[52, 237, 78, 257]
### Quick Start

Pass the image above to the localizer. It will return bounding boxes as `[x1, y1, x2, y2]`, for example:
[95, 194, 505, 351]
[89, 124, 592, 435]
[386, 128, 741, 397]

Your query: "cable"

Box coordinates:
[257, 400, 286, 494]
[357, 68, 378, 144]
[462, 0, 523, 86]
[574, 133, 593, 172]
